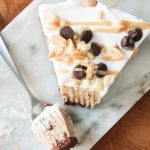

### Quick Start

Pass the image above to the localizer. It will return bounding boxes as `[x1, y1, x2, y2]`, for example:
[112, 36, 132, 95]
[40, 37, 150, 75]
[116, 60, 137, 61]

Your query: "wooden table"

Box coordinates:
[0, 1, 150, 150]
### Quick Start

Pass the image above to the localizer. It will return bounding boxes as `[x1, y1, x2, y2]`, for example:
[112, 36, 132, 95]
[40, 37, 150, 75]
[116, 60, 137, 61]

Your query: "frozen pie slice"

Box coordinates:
[39, 0, 150, 108]
[32, 105, 78, 150]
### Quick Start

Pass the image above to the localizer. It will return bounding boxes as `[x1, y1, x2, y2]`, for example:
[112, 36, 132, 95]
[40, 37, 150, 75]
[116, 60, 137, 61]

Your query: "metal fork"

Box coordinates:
[0, 33, 44, 119]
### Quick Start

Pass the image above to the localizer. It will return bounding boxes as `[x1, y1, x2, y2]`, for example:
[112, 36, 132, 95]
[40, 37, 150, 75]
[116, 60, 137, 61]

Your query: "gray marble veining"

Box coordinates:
[0, 56, 46, 150]
[1, 0, 150, 149]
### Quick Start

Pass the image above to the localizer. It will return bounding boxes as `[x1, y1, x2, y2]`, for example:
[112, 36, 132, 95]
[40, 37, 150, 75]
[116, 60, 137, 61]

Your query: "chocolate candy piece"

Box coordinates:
[89, 42, 101, 57]
[121, 36, 135, 50]
[73, 65, 87, 80]
[128, 27, 143, 42]
[80, 30, 93, 43]
[96, 63, 107, 78]
[60, 26, 74, 39]
[53, 137, 78, 150]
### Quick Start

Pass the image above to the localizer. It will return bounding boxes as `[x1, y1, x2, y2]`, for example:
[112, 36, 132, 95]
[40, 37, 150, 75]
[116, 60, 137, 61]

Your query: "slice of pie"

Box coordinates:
[39, 0, 150, 108]
[32, 105, 78, 149]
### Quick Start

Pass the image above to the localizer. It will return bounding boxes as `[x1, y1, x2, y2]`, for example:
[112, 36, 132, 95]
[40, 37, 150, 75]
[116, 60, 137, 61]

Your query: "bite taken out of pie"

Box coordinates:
[39, 0, 150, 108]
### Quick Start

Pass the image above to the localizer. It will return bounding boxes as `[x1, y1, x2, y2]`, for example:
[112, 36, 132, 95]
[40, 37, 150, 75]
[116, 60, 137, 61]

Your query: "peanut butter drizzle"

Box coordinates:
[48, 21, 112, 31]
[93, 25, 127, 33]
[131, 47, 138, 52]
[68, 21, 112, 26]
[94, 20, 150, 33]
[119, 20, 150, 29]
[54, 57, 63, 61]
[97, 70, 119, 76]
[48, 20, 150, 33]
[48, 26, 59, 31]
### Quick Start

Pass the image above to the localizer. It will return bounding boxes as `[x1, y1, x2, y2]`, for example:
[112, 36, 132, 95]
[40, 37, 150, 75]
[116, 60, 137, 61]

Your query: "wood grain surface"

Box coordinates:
[0, 0, 31, 30]
[0, 1, 150, 150]
[91, 91, 150, 150]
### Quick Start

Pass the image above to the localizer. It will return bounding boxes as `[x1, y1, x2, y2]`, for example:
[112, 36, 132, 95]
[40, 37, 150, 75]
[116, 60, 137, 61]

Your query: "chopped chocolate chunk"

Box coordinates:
[96, 63, 107, 78]
[68, 137, 78, 148]
[128, 27, 143, 42]
[48, 124, 54, 130]
[60, 26, 74, 39]
[80, 30, 93, 43]
[65, 101, 77, 106]
[52, 137, 78, 150]
[65, 101, 86, 108]
[121, 36, 135, 50]
[73, 65, 87, 80]
[89, 42, 102, 57]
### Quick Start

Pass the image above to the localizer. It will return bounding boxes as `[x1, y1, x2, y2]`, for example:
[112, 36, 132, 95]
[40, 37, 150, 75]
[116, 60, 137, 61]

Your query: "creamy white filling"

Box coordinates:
[32, 105, 75, 147]
[39, 1, 150, 98]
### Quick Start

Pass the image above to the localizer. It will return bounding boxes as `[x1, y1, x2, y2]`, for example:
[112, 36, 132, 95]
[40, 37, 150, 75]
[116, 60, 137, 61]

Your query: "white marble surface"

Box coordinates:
[1, 0, 150, 149]
[0, 56, 46, 150]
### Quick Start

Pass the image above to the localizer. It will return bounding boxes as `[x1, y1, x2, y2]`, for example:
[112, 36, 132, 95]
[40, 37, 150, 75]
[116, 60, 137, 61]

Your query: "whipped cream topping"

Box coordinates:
[39, 1, 150, 98]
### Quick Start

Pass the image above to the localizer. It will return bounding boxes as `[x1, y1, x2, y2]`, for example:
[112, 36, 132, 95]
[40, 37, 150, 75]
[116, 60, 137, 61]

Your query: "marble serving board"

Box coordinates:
[1, 0, 150, 149]
[0, 55, 46, 150]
